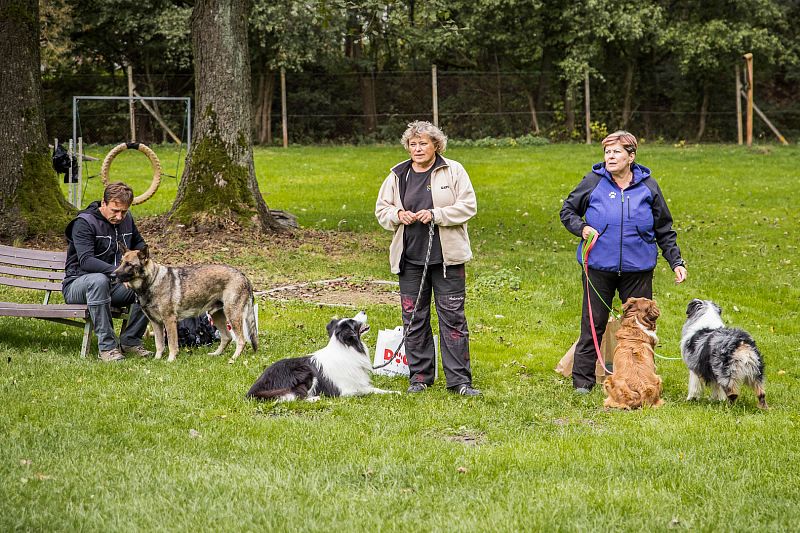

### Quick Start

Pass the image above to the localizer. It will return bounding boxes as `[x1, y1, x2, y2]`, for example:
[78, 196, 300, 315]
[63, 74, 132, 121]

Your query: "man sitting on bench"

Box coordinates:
[63, 182, 152, 362]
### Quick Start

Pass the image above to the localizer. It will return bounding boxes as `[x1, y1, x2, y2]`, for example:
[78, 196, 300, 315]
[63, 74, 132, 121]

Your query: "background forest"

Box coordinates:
[40, 0, 800, 146]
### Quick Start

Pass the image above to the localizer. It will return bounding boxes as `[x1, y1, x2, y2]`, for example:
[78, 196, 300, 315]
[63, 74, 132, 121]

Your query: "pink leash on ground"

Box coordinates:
[581, 232, 613, 375]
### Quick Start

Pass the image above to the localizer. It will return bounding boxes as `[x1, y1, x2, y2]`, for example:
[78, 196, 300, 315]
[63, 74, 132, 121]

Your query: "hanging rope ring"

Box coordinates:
[100, 142, 162, 205]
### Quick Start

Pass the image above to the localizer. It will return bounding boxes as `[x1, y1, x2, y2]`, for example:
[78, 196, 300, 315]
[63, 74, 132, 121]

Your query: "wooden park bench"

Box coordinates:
[0, 244, 128, 357]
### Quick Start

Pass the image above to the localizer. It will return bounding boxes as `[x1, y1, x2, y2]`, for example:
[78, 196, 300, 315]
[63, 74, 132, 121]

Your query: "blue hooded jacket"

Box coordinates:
[560, 162, 684, 273]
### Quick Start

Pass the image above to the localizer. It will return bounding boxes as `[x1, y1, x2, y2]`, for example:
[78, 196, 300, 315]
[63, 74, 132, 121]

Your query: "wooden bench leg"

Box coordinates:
[81, 319, 92, 358]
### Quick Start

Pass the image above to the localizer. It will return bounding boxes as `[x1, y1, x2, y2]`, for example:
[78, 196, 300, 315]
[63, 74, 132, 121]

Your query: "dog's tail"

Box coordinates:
[246, 387, 291, 400]
[243, 295, 259, 352]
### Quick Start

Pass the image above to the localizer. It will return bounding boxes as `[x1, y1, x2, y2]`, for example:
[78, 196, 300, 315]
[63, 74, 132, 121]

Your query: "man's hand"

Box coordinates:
[581, 225, 598, 240]
[674, 265, 687, 284]
[398, 210, 417, 225]
[414, 210, 433, 224]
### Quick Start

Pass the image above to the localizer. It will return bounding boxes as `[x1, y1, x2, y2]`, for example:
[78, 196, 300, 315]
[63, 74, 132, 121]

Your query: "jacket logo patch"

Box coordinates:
[426, 184, 432, 191]
[440, 185, 450, 190]
[608, 192, 617, 199]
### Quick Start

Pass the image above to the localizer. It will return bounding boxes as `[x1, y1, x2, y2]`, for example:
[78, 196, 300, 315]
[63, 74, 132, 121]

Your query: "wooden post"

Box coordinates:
[77, 137, 83, 208]
[127, 65, 136, 141]
[743, 53, 753, 146]
[735, 64, 743, 145]
[584, 70, 591, 144]
[280, 67, 288, 148]
[431, 64, 439, 127]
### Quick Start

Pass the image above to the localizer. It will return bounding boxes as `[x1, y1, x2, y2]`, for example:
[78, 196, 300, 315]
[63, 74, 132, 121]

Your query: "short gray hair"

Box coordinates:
[400, 121, 447, 153]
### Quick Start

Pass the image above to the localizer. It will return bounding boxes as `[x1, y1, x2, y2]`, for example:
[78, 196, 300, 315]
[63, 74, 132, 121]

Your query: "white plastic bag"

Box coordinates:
[373, 326, 438, 378]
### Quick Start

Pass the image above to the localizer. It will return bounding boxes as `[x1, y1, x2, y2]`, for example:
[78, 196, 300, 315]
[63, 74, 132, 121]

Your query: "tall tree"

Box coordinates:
[169, 0, 279, 231]
[0, 0, 72, 240]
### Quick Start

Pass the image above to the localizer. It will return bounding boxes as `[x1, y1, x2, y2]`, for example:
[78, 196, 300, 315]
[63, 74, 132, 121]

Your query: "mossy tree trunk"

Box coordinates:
[169, 0, 279, 232]
[0, 0, 73, 241]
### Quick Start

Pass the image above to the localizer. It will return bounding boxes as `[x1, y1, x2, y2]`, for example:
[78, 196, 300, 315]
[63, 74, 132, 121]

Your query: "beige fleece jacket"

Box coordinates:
[375, 156, 477, 274]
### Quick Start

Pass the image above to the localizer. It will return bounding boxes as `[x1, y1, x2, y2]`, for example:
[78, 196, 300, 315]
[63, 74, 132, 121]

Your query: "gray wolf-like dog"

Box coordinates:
[680, 299, 767, 409]
[246, 311, 397, 401]
[114, 246, 257, 363]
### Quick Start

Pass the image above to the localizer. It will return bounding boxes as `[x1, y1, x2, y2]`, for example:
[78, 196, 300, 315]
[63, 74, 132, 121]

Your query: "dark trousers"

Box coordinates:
[398, 263, 472, 388]
[63, 273, 149, 351]
[573, 268, 654, 389]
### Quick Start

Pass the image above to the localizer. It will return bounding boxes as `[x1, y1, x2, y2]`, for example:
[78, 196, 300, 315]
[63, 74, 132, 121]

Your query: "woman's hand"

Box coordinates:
[673, 265, 687, 284]
[398, 210, 417, 225]
[415, 210, 433, 224]
[581, 225, 598, 240]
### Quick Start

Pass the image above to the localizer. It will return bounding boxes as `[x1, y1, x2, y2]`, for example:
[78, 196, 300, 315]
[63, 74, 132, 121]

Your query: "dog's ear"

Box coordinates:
[686, 299, 702, 317]
[713, 301, 722, 316]
[622, 297, 638, 317]
[325, 318, 339, 339]
[646, 299, 660, 322]
[137, 245, 150, 260]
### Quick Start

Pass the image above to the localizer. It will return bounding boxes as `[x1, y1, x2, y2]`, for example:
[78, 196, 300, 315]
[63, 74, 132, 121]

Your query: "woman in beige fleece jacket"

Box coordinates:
[375, 121, 480, 396]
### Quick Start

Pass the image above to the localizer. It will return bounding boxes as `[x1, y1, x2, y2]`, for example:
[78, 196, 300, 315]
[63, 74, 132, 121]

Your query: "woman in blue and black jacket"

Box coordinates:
[560, 130, 687, 393]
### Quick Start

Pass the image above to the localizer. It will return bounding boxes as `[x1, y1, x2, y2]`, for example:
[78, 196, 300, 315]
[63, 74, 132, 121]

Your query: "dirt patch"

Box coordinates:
[443, 429, 487, 446]
[262, 277, 399, 307]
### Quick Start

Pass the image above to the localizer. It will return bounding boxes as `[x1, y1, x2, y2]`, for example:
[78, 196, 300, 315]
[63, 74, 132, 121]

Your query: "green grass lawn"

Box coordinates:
[3, 143, 799, 531]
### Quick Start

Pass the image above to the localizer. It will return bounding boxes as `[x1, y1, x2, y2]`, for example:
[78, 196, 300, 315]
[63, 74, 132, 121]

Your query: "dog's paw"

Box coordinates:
[306, 396, 321, 403]
[227, 357, 236, 365]
[167, 355, 177, 362]
[154, 352, 164, 360]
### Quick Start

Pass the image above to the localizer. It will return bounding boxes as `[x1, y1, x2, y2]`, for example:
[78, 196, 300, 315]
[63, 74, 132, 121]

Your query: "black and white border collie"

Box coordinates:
[680, 299, 767, 409]
[246, 311, 397, 401]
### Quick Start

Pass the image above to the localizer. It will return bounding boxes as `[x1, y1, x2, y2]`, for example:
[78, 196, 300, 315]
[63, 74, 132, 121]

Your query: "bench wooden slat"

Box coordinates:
[0, 265, 65, 281]
[0, 302, 89, 319]
[0, 245, 66, 262]
[0, 253, 67, 270]
[0, 276, 62, 291]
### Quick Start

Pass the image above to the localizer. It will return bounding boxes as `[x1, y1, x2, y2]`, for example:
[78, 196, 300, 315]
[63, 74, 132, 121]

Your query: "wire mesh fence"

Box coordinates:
[44, 70, 798, 146]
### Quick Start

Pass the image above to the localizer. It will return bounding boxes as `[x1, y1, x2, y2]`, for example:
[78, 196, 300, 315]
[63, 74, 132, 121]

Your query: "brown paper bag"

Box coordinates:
[555, 317, 620, 383]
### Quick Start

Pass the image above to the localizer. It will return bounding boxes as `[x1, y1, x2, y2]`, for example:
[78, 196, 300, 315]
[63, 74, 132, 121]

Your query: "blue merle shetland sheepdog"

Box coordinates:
[246, 312, 397, 401]
[680, 299, 767, 409]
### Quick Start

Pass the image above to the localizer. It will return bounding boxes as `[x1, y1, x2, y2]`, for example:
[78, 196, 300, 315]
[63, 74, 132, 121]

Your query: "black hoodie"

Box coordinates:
[63, 201, 146, 290]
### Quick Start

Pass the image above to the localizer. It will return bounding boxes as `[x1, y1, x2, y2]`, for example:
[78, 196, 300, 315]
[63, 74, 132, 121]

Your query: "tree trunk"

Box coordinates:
[360, 71, 377, 134]
[621, 62, 635, 128]
[525, 89, 540, 134]
[169, 0, 280, 232]
[255, 70, 274, 145]
[696, 81, 710, 142]
[0, 0, 73, 240]
[564, 85, 575, 135]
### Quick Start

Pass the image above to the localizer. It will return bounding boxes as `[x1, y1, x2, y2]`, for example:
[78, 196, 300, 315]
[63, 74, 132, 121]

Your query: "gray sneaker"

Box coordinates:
[451, 384, 482, 397]
[99, 348, 125, 362]
[121, 344, 153, 357]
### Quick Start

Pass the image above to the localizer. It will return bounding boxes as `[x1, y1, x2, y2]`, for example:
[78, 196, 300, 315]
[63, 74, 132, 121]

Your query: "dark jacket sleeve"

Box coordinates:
[71, 218, 115, 275]
[647, 179, 684, 269]
[130, 218, 146, 251]
[560, 174, 600, 238]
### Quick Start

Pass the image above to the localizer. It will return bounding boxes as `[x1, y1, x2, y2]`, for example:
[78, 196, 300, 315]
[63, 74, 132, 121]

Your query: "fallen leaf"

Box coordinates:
[778, 370, 786, 375]
[457, 466, 468, 474]
[189, 429, 201, 438]
[20, 459, 32, 466]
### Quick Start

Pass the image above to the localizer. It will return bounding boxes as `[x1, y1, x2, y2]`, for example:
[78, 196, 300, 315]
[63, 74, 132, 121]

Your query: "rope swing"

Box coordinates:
[100, 142, 162, 205]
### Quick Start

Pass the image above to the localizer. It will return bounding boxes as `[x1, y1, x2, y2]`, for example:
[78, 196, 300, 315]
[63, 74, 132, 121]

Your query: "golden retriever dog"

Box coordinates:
[603, 297, 663, 409]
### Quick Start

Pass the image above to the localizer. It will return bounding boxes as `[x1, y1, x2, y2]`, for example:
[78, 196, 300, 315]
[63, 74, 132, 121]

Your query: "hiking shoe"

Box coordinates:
[451, 384, 482, 397]
[407, 383, 429, 394]
[121, 344, 154, 357]
[99, 348, 125, 362]
[574, 387, 592, 395]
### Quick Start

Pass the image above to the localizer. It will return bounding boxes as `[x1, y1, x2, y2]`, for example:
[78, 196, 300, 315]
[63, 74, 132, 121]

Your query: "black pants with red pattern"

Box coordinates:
[398, 262, 472, 389]
[573, 267, 654, 390]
